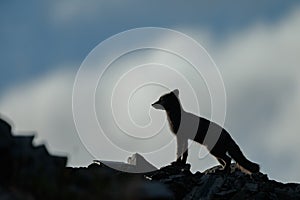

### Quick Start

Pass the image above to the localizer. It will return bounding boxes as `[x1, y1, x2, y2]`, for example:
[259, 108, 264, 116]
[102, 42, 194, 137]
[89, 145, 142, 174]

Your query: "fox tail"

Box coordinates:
[227, 137, 260, 173]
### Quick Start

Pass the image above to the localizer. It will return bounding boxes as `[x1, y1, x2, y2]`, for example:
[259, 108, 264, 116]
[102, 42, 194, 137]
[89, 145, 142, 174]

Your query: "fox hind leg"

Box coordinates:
[216, 154, 231, 172]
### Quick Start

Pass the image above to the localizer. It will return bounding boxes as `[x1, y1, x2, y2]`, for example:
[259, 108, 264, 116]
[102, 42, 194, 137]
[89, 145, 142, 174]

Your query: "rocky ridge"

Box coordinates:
[1, 118, 300, 200]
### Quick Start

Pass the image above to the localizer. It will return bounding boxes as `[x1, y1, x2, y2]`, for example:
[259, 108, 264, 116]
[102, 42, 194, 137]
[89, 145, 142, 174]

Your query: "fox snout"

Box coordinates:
[152, 100, 164, 110]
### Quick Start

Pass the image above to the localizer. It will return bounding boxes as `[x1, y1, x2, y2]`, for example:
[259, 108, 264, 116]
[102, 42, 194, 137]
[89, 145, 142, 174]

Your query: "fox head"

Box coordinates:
[152, 89, 180, 111]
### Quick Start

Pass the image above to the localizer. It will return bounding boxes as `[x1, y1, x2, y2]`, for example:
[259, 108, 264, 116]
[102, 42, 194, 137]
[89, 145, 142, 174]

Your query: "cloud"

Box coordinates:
[210, 6, 300, 182]
[1, 5, 300, 181]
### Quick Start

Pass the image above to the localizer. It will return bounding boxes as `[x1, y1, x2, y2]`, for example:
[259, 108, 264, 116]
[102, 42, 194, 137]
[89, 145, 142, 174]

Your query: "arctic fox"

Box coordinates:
[152, 89, 260, 173]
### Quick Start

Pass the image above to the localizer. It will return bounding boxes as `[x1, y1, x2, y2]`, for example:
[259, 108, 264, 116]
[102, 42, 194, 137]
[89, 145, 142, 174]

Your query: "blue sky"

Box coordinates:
[0, 1, 298, 93]
[1, 1, 300, 183]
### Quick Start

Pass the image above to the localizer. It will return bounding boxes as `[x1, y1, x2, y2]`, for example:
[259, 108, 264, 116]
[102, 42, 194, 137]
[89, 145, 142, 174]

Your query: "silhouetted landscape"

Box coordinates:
[1, 118, 300, 200]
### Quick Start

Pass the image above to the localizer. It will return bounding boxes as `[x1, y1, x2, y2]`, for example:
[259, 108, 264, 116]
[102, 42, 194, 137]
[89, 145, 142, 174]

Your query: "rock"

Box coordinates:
[244, 182, 258, 192]
[127, 153, 158, 172]
[0, 120, 13, 185]
[93, 153, 157, 173]
[124, 181, 173, 200]
[184, 175, 224, 200]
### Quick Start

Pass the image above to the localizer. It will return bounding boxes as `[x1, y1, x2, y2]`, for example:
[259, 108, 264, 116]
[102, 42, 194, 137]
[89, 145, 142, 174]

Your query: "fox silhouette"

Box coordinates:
[152, 89, 260, 173]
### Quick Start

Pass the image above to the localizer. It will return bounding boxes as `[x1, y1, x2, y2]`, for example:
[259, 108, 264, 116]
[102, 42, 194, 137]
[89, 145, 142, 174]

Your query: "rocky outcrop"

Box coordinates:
[0, 118, 67, 199]
[146, 163, 300, 199]
[1, 118, 300, 200]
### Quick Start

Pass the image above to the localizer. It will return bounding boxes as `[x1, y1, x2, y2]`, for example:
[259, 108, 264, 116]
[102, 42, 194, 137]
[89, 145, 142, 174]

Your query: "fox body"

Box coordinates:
[152, 89, 259, 173]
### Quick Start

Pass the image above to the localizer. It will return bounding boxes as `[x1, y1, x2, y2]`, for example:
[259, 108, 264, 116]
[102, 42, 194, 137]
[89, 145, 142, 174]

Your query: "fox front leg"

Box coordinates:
[182, 149, 188, 164]
[176, 136, 188, 164]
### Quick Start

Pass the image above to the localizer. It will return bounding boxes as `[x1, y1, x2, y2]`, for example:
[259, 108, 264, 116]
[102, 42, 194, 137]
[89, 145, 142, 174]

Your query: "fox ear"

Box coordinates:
[172, 89, 179, 97]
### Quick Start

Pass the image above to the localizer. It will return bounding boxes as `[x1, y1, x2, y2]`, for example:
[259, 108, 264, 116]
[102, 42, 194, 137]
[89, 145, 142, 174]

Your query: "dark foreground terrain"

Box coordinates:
[1, 118, 300, 200]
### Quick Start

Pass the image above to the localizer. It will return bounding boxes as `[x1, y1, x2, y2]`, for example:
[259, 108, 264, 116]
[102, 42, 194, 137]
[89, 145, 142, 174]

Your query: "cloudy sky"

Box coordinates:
[1, 1, 300, 183]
